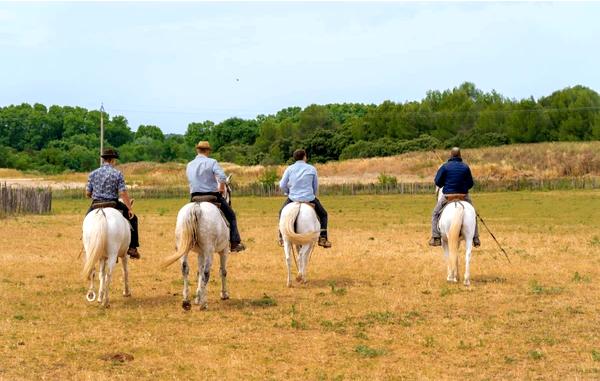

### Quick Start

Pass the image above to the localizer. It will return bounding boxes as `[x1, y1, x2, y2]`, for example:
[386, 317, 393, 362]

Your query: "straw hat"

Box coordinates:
[196, 141, 211, 150]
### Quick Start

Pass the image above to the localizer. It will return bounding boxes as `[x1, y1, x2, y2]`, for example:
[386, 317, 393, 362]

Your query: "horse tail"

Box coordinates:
[82, 210, 108, 279]
[447, 202, 465, 266]
[162, 203, 201, 268]
[283, 203, 319, 245]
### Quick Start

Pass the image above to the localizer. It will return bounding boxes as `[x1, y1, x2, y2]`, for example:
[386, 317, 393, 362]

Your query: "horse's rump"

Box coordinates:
[280, 202, 320, 245]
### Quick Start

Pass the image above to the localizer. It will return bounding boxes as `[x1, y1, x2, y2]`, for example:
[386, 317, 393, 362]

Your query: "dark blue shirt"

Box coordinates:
[434, 157, 474, 194]
[86, 163, 127, 201]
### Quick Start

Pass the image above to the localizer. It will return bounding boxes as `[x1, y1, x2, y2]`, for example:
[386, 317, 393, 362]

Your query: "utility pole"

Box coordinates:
[100, 103, 105, 166]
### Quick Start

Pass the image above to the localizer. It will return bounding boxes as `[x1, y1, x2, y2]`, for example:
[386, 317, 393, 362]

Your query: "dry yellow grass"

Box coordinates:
[1, 192, 600, 379]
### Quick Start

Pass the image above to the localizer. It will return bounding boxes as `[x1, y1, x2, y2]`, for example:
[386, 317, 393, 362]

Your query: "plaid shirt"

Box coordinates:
[86, 163, 127, 201]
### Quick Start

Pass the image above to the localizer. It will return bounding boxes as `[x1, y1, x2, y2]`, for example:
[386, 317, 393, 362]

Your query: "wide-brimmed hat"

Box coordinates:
[196, 141, 212, 150]
[101, 148, 120, 159]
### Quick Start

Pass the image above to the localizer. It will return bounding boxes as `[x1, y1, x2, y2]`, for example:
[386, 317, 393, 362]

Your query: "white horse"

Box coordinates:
[279, 202, 320, 287]
[437, 188, 477, 286]
[82, 207, 131, 307]
[162, 199, 230, 310]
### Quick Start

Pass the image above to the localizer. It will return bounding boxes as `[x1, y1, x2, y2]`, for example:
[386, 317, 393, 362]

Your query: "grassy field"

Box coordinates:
[1, 191, 600, 380]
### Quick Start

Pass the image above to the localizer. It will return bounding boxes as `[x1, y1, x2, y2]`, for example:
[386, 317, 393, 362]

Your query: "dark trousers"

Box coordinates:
[279, 197, 328, 239]
[86, 200, 139, 248]
[190, 192, 241, 244]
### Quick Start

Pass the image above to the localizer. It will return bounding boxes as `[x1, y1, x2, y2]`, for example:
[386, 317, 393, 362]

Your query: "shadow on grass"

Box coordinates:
[298, 277, 356, 289]
[469, 275, 508, 284]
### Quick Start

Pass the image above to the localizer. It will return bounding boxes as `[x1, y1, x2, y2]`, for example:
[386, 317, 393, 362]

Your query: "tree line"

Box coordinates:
[1, 82, 599, 173]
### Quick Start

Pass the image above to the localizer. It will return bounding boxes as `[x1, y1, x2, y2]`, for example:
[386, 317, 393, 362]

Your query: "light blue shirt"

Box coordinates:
[279, 160, 318, 202]
[186, 154, 227, 193]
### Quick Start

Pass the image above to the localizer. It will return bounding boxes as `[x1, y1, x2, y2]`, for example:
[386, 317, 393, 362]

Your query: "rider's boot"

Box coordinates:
[428, 237, 442, 247]
[318, 237, 332, 248]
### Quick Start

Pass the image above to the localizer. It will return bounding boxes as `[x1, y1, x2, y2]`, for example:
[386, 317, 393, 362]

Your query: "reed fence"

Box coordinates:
[51, 176, 600, 200]
[0, 183, 52, 215]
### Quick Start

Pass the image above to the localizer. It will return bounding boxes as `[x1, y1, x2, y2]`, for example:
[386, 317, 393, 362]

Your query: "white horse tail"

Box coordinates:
[82, 210, 107, 279]
[283, 203, 319, 245]
[162, 203, 201, 268]
[447, 202, 465, 269]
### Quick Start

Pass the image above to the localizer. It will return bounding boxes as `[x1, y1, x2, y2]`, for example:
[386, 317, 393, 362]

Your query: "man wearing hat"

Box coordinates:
[278, 149, 332, 248]
[85, 148, 141, 259]
[186, 141, 246, 252]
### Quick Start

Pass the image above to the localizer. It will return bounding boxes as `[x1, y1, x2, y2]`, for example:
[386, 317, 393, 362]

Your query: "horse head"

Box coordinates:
[224, 174, 233, 206]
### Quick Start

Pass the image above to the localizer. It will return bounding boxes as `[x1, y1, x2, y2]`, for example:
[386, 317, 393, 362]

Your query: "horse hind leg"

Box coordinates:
[195, 252, 210, 310]
[100, 255, 117, 308]
[283, 241, 293, 287]
[219, 250, 229, 300]
[86, 269, 96, 302]
[122, 254, 131, 297]
[442, 240, 456, 283]
[97, 258, 106, 303]
[181, 256, 191, 311]
[464, 240, 473, 287]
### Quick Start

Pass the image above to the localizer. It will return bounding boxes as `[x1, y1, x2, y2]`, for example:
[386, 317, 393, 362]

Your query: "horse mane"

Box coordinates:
[282, 203, 320, 245]
[82, 210, 108, 279]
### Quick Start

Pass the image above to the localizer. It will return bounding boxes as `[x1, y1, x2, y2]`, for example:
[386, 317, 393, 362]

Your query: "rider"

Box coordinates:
[85, 148, 141, 259]
[278, 149, 332, 248]
[186, 141, 246, 252]
[429, 147, 480, 247]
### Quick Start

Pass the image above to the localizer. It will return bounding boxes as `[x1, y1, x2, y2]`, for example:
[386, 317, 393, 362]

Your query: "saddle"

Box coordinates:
[90, 201, 117, 210]
[191, 195, 220, 208]
[191, 195, 229, 227]
[445, 194, 467, 202]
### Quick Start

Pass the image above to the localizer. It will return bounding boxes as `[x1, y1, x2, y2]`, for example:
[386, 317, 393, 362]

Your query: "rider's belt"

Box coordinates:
[91, 200, 118, 210]
[445, 194, 467, 201]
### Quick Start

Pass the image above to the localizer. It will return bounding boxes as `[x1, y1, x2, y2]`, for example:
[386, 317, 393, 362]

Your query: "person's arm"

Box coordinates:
[465, 166, 474, 190]
[212, 161, 228, 194]
[117, 172, 133, 218]
[313, 168, 319, 197]
[279, 168, 290, 195]
[434, 164, 446, 188]
[85, 174, 93, 198]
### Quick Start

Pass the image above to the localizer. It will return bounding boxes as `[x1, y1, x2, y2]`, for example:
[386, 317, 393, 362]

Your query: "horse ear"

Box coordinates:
[226, 174, 232, 183]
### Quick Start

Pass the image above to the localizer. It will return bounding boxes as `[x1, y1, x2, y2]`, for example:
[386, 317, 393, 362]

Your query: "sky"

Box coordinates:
[1, 2, 599, 134]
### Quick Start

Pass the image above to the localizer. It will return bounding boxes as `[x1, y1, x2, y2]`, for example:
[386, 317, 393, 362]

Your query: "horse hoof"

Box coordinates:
[287, 282, 292, 288]
[464, 280, 471, 287]
[182, 301, 192, 311]
[296, 275, 304, 282]
[123, 292, 131, 298]
[86, 291, 96, 302]
[220, 293, 230, 300]
[199, 303, 208, 310]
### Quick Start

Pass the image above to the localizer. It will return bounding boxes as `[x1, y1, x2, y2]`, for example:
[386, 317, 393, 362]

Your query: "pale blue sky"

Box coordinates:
[1, 2, 599, 134]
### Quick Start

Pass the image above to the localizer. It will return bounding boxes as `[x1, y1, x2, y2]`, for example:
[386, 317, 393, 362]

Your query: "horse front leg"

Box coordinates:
[195, 252, 211, 310]
[181, 255, 191, 311]
[219, 250, 229, 300]
[122, 254, 131, 297]
[464, 240, 473, 287]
